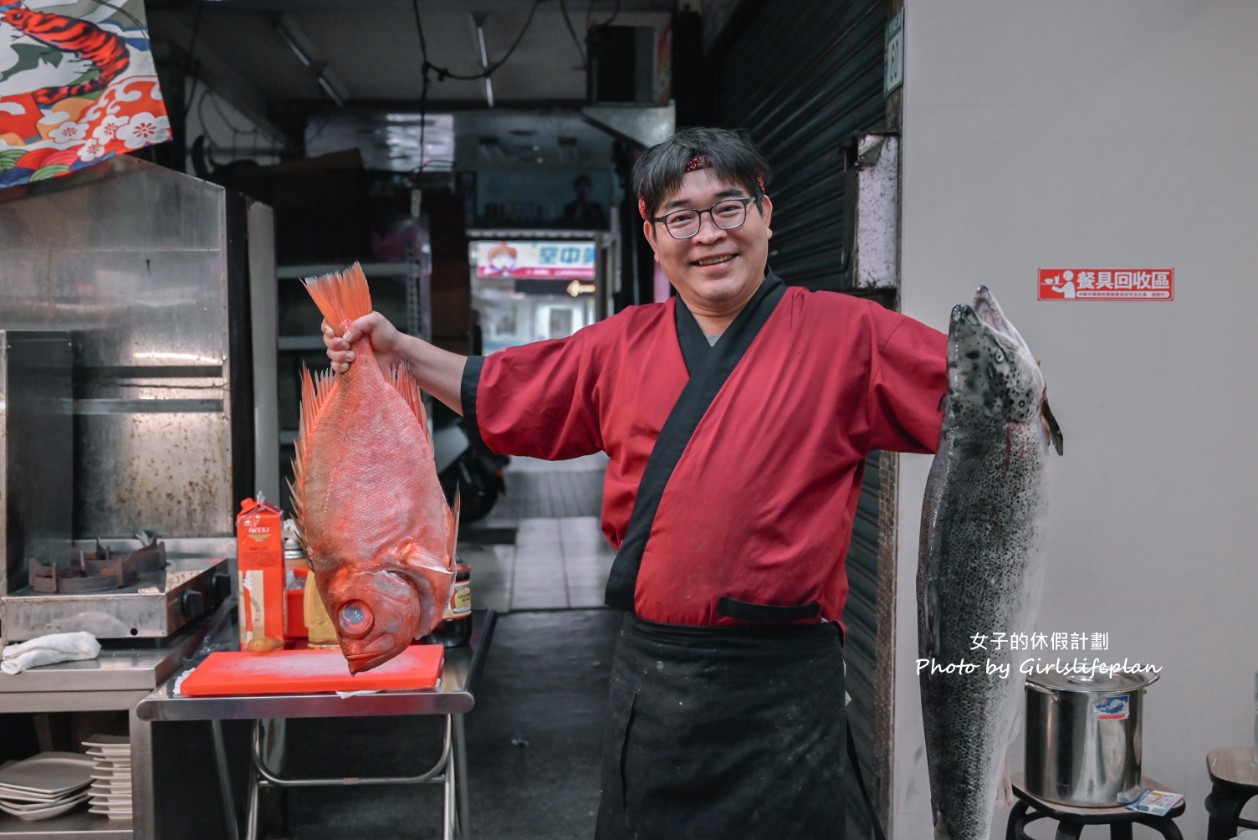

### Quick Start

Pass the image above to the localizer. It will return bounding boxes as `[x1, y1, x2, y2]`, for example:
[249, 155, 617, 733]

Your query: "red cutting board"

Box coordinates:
[179, 645, 444, 697]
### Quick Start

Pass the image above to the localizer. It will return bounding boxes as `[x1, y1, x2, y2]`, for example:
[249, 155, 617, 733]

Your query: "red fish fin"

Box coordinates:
[388, 364, 432, 449]
[447, 489, 460, 570]
[291, 364, 339, 531]
[301, 262, 373, 335]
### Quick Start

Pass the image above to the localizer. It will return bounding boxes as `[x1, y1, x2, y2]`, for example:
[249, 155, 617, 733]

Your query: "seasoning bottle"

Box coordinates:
[284, 525, 338, 650]
[424, 562, 471, 647]
[303, 569, 339, 649]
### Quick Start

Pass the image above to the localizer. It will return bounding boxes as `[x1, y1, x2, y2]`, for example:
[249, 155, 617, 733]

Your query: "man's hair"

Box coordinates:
[632, 127, 771, 222]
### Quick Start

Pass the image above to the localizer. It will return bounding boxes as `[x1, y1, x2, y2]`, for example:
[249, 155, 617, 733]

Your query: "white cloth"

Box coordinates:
[1, 631, 101, 675]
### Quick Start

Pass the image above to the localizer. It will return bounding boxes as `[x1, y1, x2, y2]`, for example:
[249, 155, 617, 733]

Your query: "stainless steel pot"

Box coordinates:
[1024, 667, 1160, 807]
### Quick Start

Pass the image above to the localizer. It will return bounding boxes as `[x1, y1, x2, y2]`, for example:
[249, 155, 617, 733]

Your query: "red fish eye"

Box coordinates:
[338, 600, 373, 637]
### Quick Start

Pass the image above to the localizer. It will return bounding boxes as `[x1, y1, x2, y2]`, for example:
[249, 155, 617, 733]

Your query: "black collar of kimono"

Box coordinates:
[605, 268, 787, 613]
[673, 269, 787, 375]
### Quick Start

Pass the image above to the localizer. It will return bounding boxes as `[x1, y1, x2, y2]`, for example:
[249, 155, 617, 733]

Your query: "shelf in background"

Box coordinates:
[277, 337, 327, 351]
[276, 262, 417, 281]
[0, 810, 131, 838]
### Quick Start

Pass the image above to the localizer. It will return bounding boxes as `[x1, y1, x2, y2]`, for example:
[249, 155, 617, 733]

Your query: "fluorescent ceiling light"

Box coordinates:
[276, 14, 346, 107]
[473, 13, 494, 109]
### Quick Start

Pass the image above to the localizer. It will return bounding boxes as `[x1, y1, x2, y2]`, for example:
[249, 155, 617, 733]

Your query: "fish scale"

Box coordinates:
[918, 286, 1062, 840]
[292, 263, 457, 674]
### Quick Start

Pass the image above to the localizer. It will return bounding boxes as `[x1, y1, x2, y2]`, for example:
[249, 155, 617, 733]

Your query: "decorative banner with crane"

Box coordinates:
[0, 0, 169, 190]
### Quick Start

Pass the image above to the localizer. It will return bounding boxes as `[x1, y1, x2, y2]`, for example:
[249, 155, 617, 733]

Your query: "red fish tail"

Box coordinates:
[302, 262, 373, 335]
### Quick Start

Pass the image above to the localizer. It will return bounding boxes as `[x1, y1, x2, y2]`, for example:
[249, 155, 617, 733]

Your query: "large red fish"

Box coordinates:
[291, 263, 457, 674]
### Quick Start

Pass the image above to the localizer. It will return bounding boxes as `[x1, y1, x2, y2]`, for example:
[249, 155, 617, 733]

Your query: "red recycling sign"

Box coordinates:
[1038, 268, 1174, 301]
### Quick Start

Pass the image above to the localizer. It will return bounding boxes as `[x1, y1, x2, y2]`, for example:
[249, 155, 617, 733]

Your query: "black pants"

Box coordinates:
[595, 615, 848, 840]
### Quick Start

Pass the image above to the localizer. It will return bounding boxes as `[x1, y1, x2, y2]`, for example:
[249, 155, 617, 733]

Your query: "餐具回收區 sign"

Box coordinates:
[1039, 268, 1174, 301]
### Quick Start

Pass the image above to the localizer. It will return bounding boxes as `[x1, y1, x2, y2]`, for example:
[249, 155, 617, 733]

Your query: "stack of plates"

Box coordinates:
[83, 735, 132, 821]
[0, 751, 93, 821]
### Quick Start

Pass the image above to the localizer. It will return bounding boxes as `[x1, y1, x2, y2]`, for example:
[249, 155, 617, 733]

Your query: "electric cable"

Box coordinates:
[594, 0, 621, 29]
[558, 0, 586, 65]
[179, 0, 204, 128]
[412, 0, 543, 83]
[410, 0, 430, 175]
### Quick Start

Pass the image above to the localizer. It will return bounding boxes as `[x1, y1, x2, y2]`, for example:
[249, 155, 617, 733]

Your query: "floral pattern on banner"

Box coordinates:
[0, 0, 168, 190]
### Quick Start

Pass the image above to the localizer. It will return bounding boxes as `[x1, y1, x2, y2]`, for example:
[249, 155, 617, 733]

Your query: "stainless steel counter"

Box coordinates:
[138, 609, 495, 723]
[136, 609, 497, 840]
[0, 602, 230, 839]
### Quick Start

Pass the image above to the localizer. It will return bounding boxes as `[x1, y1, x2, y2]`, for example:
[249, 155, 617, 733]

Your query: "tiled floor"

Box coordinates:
[460, 454, 616, 615]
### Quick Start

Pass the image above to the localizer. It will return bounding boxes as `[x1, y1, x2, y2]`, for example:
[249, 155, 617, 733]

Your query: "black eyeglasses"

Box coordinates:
[651, 197, 755, 240]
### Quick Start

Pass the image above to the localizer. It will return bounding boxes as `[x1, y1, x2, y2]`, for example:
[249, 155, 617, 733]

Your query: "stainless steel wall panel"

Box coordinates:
[74, 409, 234, 539]
[0, 161, 224, 253]
[0, 156, 275, 540]
[48, 250, 229, 370]
[0, 332, 74, 600]
[247, 201, 280, 503]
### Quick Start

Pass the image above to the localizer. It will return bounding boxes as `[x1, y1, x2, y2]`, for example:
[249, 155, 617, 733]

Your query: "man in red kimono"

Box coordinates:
[325, 127, 947, 839]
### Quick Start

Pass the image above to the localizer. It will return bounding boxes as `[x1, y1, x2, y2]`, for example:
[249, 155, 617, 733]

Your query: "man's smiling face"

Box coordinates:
[644, 168, 773, 330]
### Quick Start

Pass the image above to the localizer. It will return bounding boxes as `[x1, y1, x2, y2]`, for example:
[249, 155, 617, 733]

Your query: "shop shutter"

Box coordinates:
[716, 1, 895, 834]
[718, 0, 888, 292]
[842, 451, 895, 837]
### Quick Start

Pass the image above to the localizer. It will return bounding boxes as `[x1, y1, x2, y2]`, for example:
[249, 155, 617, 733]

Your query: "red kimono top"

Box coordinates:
[462, 274, 946, 627]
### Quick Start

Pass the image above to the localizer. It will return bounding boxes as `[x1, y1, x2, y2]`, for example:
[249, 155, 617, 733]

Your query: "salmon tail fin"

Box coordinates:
[302, 262, 373, 336]
[291, 364, 339, 530]
[388, 363, 432, 450]
[447, 489, 461, 570]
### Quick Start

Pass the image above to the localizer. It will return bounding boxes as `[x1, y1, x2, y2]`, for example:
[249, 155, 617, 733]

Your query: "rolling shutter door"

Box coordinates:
[718, 0, 889, 293]
[717, 2, 896, 834]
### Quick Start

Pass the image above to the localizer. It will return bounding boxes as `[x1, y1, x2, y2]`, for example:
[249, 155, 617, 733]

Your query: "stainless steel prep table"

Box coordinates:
[0, 604, 228, 839]
[135, 608, 496, 840]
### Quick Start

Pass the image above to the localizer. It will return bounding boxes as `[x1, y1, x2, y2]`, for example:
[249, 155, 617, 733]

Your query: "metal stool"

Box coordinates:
[1005, 773, 1185, 840]
[1206, 746, 1258, 840]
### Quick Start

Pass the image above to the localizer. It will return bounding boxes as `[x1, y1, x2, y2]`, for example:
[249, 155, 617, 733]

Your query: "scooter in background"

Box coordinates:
[432, 403, 508, 523]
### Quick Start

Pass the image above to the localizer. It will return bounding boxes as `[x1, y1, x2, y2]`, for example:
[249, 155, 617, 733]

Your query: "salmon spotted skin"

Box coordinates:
[917, 286, 1063, 839]
[291, 263, 457, 674]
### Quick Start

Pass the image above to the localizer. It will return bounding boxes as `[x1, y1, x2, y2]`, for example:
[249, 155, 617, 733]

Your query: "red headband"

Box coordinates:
[638, 155, 766, 220]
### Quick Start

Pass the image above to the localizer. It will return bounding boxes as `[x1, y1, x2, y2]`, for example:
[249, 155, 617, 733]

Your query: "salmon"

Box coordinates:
[291, 263, 457, 674]
[917, 286, 1063, 838]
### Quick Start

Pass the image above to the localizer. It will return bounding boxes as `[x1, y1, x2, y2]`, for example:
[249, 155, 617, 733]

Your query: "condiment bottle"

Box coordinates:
[424, 562, 471, 647]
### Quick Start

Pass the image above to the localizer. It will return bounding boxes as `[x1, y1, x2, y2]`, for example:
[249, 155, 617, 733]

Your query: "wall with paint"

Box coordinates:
[894, 2, 1258, 837]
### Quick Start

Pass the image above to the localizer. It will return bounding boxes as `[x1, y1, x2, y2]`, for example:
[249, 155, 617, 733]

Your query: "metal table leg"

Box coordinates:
[241, 713, 457, 837]
[210, 719, 242, 840]
[453, 712, 470, 838]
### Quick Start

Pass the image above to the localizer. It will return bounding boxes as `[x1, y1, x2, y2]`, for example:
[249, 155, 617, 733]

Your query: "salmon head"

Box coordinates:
[946, 286, 1045, 428]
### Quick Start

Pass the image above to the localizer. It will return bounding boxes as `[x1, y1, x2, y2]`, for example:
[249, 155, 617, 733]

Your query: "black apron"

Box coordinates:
[595, 616, 847, 840]
[595, 273, 850, 839]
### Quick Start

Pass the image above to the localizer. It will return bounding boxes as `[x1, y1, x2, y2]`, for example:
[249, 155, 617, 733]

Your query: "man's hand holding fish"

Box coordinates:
[322, 310, 466, 413]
